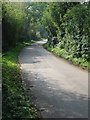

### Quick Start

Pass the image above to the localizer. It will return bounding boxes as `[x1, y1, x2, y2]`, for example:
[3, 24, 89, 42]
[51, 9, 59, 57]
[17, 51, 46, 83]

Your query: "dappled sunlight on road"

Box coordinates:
[19, 40, 88, 118]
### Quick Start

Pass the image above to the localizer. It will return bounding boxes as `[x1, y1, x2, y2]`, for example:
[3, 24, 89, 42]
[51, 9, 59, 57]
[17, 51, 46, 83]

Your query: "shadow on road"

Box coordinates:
[21, 69, 88, 118]
[19, 40, 88, 118]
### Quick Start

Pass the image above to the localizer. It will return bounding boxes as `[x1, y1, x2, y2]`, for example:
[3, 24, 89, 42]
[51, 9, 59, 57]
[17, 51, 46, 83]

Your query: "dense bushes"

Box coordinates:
[2, 3, 27, 51]
[2, 2, 48, 118]
[62, 4, 89, 60]
[2, 42, 39, 119]
[2, 2, 47, 51]
[2, 2, 89, 62]
[42, 2, 89, 67]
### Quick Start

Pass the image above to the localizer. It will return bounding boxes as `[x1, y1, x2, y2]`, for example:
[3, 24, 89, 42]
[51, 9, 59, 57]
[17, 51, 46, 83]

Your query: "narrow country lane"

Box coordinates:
[19, 40, 88, 118]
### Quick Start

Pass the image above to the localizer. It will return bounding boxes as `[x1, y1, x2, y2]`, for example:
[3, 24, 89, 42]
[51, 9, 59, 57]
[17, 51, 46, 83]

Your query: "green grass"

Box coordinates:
[44, 43, 88, 70]
[2, 42, 39, 119]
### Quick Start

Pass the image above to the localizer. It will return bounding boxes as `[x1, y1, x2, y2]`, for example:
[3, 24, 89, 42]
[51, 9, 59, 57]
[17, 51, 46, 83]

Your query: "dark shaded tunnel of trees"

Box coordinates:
[1, 1, 89, 119]
[2, 2, 89, 61]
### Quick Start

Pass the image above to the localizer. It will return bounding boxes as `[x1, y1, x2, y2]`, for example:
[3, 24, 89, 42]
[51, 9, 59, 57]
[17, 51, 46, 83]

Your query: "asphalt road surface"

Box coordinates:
[19, 40, 88, 118]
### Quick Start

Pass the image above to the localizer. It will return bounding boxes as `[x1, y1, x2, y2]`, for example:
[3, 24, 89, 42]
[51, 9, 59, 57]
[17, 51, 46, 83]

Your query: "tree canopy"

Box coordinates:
[42, 2, 89, 61]
[2, 2, 47, 51]
[2, 2, 89, 61]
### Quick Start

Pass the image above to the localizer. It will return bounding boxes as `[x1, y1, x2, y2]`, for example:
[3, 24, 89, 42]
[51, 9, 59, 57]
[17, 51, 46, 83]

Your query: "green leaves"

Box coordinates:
[2, 2, 27, 51]
[2, 3, 47, 51]
[2, 43, 39, 119]
[43, 2, 89, 69]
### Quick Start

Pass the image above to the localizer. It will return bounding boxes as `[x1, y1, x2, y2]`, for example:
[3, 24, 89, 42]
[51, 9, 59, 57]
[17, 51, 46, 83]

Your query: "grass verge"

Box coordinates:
[2, 41, 39, 119]
[44, 43, 88, 70]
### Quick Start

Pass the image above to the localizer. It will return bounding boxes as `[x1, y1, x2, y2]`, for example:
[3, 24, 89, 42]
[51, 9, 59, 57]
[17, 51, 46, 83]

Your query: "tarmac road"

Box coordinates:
[19, 40, 88, 118]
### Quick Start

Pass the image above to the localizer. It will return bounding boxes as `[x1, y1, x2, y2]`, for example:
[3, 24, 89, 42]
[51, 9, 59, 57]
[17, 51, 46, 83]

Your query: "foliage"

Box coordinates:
[2, 42, 39, 119]
[2, 2, 27, 51]
[2, 2, 47, 51]
[62, 4, 89, 59]
[44, 43, 88, 69]
[42, 2, 89, 68]
[2, 2, 89, 118]
[2, 2, 48, 118]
